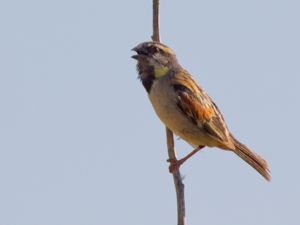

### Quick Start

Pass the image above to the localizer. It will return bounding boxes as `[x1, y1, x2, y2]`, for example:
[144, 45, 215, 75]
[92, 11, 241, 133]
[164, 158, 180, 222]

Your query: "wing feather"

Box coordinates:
[172, 71, 231, 144]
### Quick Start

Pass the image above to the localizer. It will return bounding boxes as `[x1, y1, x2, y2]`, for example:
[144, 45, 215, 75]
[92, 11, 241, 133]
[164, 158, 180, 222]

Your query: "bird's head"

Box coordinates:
[132, 42, 181, 80]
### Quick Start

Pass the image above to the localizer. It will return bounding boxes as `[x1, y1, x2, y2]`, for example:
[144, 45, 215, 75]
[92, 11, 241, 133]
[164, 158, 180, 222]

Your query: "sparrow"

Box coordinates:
[132, 41, 270, 181]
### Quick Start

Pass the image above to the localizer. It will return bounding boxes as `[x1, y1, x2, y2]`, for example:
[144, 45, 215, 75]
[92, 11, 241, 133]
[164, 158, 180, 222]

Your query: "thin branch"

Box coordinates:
[152, 0, 160, 42]
[151, 1, 187, 224]
[166, 128, 187, 225]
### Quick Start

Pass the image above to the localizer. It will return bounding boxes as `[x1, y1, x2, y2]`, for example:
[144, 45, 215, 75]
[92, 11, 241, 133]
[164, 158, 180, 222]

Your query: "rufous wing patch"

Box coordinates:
[172, 71, 231, 145]
[177, 91, 214, 122]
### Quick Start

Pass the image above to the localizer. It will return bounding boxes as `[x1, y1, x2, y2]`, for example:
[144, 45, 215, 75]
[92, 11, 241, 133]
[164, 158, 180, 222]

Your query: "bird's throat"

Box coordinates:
[154, 66, 169, 78]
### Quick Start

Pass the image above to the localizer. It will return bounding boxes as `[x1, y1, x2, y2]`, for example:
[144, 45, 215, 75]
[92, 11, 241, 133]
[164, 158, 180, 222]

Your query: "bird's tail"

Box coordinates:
[231, 135, 271, 181]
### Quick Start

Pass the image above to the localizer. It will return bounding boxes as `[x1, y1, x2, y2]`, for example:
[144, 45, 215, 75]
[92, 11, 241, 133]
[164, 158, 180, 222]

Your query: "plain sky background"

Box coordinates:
[0, 1, 299, 225]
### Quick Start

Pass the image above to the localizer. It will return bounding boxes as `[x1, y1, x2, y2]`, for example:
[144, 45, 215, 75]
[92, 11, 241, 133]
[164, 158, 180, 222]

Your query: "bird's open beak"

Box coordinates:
[131, 46, 148, 60]
[131, 47, 139, 60]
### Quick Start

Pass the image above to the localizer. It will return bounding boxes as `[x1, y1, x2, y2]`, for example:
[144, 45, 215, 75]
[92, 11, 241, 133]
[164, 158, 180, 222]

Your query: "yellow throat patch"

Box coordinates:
[154, 66, 169, 78]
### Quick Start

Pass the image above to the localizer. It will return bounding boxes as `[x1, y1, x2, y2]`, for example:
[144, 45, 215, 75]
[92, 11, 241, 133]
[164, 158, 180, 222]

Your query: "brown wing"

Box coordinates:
[172, 71, 231, 144]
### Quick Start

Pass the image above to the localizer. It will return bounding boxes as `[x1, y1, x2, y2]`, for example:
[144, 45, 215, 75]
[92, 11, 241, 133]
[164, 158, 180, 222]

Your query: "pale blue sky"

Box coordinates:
[0, 1, 299, 225]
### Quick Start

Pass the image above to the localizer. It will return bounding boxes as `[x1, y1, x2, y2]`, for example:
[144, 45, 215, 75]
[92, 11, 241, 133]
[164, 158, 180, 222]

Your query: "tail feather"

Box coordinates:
[231, 136, 271, 181]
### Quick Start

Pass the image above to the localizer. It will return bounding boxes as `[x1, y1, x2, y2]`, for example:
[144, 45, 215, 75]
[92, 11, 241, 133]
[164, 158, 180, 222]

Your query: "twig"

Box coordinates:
[166, 128, 187, 225]
[151, 1, 187, 225]
[152, 0, 160, 42]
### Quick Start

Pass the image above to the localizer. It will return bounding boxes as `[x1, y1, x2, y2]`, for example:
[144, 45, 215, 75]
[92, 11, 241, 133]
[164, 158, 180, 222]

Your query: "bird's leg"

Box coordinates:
[167, 145, 205, 173]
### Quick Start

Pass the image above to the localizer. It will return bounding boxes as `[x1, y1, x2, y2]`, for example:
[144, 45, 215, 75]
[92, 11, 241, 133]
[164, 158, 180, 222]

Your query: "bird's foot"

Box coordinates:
[167, 145, 205, 173]
[167, 158, 183, 173]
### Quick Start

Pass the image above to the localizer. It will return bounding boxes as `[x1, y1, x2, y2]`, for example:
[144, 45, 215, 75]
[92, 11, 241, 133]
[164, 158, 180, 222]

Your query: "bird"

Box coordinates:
[131, 41, 270, 181]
